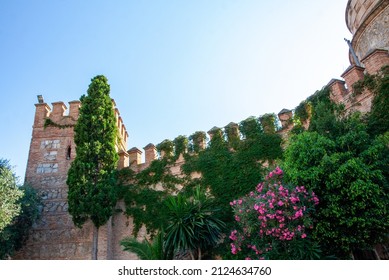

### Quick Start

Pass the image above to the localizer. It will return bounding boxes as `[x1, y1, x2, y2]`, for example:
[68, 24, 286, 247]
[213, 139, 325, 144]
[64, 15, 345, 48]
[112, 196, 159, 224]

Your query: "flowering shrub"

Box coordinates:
[229, 167, 321, 259]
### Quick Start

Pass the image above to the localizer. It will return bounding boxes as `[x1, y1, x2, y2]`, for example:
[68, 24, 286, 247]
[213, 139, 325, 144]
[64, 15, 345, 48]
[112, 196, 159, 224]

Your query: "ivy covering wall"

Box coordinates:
[117, 115, 283, 240]
[117, 65, 389, 259]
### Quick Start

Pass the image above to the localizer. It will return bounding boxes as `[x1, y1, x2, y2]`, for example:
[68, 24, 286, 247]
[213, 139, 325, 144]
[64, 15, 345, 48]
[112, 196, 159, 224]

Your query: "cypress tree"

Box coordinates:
[67, 75, 119, 259]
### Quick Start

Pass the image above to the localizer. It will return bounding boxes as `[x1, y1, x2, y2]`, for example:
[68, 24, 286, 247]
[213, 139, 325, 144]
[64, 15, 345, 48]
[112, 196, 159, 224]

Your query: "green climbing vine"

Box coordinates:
[188, 131, 207, 153]
[117, 156, 188, 236]
[173, 135, 188, 159]
[118, 113, 284, 239]
[44, 118, 75, 129]
[224, 122, 240, 150]
[364, 65, 389, 136]
[156, 139, 174, 158]
[259, 113, 278, 133]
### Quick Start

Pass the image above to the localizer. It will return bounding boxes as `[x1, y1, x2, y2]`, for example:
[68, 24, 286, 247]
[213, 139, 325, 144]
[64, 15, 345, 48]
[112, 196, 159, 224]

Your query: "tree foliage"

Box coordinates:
[0, 184, 41, 259]
[121, 231, 168, 260]
[366, 66, 389, 136]
[0, 159, 22, 232]
[67, 75, 119, 228]
[283, 115, 389, 258]
[164, 186, 225, 260]
[67, 75, 119, 259]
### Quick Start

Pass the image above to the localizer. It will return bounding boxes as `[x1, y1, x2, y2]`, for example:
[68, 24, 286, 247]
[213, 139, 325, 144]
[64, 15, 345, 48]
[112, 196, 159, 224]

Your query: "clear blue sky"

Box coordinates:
[0, 0, 351, 181]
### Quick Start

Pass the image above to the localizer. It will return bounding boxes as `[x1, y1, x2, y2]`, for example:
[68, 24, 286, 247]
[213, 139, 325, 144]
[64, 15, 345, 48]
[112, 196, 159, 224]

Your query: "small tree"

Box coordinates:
[0, 184, 41, 259]
[0, 159, 22, 232]
[67, 75, 119, 259]
[164, 187, 225, 260]
[284, 119, 389, 258]
[120, 231, 168, 260]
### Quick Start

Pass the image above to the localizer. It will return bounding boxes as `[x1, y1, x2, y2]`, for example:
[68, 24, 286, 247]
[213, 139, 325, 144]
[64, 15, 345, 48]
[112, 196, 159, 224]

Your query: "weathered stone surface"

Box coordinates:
[40, 139, 60, 149]
[346, 0, 389, 63]
[354, 4, 389, 62]
[43, 151, 57, 161]
[36, 163, 58, 173]
[346, 0, 380, 34]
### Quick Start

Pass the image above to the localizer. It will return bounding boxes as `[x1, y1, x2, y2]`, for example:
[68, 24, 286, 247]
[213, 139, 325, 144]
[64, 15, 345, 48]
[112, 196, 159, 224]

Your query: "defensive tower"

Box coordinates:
[16, 96, 132, 259]
[345, 0, 389, 65]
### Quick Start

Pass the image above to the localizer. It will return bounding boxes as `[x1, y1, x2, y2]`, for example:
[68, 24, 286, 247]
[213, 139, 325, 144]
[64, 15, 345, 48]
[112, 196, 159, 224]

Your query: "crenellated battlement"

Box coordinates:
[32, 96, 129, 151]
[120, 48, 389, 172]
[328, 48, 389, 113]
[33, 98, 80, 129]
[121, 109, 294, 171]
[113, 103, 129, 153]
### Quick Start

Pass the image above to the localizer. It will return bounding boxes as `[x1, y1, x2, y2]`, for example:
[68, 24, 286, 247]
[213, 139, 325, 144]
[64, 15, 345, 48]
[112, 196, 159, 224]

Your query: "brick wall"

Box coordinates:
[329, 49, 389, 114]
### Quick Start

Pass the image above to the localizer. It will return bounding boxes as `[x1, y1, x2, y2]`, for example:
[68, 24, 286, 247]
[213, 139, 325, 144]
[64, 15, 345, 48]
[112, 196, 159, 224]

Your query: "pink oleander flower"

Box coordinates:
[274, 166, 283, 176]
[257, 183, 263, 192]
[229, 230, 238, 241]
[230, 167, 319, 260]
[294, 209, 303, 219]
[231, 243, 238, 255]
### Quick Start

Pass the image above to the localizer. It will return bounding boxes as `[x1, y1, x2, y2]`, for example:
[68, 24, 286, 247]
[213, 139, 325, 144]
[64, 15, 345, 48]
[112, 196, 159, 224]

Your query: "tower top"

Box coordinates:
[345, 0, 389, 64]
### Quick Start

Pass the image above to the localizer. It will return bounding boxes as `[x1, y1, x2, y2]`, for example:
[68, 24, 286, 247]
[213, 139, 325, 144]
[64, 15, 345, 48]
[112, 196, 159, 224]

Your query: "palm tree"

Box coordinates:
[164, 186, 225, 260]
[120, 231, 167, 260]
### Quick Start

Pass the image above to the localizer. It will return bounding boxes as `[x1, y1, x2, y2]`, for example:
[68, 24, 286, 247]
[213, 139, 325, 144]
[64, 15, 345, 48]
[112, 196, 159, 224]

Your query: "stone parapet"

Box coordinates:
[128, 147, 143, 166]
[328, 79, 347, 103]
[118, 150, 129, 169]
[361, 49, 389, 74]
[341, 65, 366, 93]
[68, 100, 81, 120]
[278, 109, 293, 129]
[144, 143, 157, 164]
[51, 102, 67, 122]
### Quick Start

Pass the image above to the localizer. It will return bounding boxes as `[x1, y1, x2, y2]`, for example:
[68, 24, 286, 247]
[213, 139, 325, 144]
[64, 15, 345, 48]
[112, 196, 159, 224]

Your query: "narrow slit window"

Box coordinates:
[66, 145, 71, 160]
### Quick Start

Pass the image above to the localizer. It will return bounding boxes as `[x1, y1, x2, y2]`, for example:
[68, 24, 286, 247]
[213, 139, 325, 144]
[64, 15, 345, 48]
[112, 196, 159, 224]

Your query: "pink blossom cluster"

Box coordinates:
[265, 166, 283, 180]
[229, 167, 319, 259]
